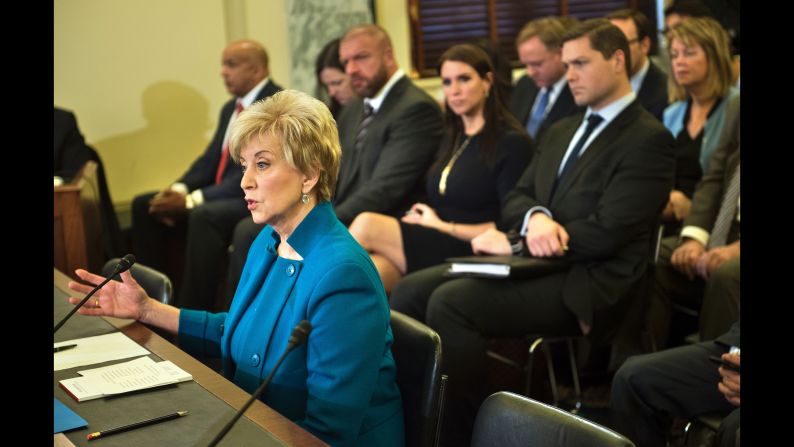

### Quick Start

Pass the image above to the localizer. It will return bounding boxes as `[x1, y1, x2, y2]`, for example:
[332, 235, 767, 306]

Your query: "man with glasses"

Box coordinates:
[608, 9, 669, 120]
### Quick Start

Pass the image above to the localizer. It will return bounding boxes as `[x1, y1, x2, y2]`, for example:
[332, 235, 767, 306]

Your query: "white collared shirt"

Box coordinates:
[630, 59, 650, 95]
[556, 91, 637, 176]
[365, 69, 405, 113]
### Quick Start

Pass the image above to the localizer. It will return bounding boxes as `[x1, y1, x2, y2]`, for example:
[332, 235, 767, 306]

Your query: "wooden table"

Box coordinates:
[54, 268, 327, 446]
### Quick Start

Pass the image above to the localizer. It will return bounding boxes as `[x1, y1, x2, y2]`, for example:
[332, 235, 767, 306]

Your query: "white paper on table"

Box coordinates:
[59, 357, 192, 402]
[80, 357, 191, 395]
[54, 332, 150, 371]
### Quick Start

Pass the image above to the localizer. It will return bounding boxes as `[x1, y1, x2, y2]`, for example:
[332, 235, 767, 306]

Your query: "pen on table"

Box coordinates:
[54, 344, 78, 353]
[87, 410, 189, 441]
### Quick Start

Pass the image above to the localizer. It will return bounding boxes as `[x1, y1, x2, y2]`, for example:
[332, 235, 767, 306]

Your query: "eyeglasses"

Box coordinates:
[626, 37, 641, 45]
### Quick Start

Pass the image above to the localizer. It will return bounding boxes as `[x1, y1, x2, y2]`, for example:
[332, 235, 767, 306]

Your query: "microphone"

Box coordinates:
[54, 254, 137, 334]
[208, 320, 312, 447]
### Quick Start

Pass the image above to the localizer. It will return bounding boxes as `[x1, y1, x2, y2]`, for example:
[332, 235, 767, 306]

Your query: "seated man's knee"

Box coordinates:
[132, 193, 155, 219]
[708, 258, 739, 288]
[612, 354, 654, 397]
[425, 281, 470, 327]
[390, 275, 426, 319]
[188, 203, 213, 226]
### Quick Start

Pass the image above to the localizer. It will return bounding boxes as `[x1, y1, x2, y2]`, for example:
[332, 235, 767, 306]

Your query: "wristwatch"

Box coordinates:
[506, 230, 525, 256]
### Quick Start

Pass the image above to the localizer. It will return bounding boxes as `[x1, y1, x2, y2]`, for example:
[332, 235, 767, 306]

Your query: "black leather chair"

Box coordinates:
[471, 391, 635, 447]
[390, 310, 447, 447]
[102, 258, 173, 305]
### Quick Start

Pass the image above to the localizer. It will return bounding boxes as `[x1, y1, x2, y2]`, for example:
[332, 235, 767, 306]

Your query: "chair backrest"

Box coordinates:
[101, 258, 173, 306]
[390, 310, 447, 447]
[471, 391, 635, 447]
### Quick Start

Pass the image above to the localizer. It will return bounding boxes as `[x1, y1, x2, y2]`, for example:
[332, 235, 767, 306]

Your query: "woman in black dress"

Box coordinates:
[348, 44, 532, 293]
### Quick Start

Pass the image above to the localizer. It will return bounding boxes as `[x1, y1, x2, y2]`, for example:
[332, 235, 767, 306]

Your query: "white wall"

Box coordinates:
[55, 0, 230, 212]
[54, 0, 437, 217]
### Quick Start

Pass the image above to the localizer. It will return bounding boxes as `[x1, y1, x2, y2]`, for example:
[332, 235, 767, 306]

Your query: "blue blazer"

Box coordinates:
[178, 203, 404, 446]
[663, 86, 740, 173]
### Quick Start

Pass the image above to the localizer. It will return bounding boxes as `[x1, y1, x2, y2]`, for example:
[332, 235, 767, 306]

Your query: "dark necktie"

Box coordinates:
[707, 163, 740, 249]
[557, 113, 604, 181]
[355, 102, 375, 153]
[550, 113, 604, 199]
[215, 100, 245, 185]
[526, 88, 551, 139]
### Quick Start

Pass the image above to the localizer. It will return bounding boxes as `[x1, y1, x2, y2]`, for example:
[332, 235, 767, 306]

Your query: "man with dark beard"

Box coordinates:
[222, 24, 443, 309]
[333, 24, 444, 224]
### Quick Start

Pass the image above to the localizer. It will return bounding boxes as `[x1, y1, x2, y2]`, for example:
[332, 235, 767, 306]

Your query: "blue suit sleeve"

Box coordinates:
[178, 309, 228, 358]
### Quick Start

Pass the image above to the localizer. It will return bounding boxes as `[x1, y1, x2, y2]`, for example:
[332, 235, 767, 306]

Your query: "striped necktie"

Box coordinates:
[707, 163, 740, 248]
[355, 102, 375, 153]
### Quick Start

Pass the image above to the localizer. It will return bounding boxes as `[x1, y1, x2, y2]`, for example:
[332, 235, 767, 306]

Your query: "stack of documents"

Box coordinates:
[59, 356, 193, 402]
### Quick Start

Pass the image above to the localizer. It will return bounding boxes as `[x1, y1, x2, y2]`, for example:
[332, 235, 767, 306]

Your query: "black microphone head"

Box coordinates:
[116, 254, 137, 274]
[288, 320, 312, 347]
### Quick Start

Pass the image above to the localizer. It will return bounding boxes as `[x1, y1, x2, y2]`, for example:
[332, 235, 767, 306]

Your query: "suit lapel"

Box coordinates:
[336, 101, 365, 199]
[224, 240, 278, 340]
[537, 117, 581, 204]
[522, 87, 539, 125]
[336, 78, 409, 200]
[551, 102, 639, 202]
[547, 85, 574, 124]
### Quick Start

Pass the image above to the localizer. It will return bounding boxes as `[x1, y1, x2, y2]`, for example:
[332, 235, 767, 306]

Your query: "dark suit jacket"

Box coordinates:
[54, 107, 94, 180]
[54, 107, 123, 258]
[510, 75, 580, 142]
[682, 137, 740, 244]
[636, 61, 669, 121]
[502, 100, 675, 343]
[178, 80, 282, 201]
[334, 76, 443, 225]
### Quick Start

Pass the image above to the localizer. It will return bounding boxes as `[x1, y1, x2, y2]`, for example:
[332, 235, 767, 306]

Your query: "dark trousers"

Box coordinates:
[131, 192, 248, 311]
[610, 340, 738, 447]
[647, 236, 740, 348]
[222, 216, 266, 311]
[132, 192, 187, 287]
[179, 198, 249, 311]
[390, 264, 581, 447]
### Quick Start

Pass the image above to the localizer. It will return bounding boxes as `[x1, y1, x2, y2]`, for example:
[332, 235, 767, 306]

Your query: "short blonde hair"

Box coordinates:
[667, 17, 733, 102]
[515, 16, 572, 50]
[229, 90, 341, 202]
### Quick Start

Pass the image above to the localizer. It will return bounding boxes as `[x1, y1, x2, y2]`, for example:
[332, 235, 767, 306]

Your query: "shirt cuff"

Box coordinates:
[520, 206, 553, 236]
[680, 225, 709, 246]
[189, 189, 205, 209]
[170, 182, 188, 194]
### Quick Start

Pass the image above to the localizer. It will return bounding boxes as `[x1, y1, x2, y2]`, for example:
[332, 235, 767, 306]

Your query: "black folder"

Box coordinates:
[444, 255, 570, 279]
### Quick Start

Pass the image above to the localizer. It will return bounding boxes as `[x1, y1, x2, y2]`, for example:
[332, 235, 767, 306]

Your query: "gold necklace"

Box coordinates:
[438, 135, 472, 195]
